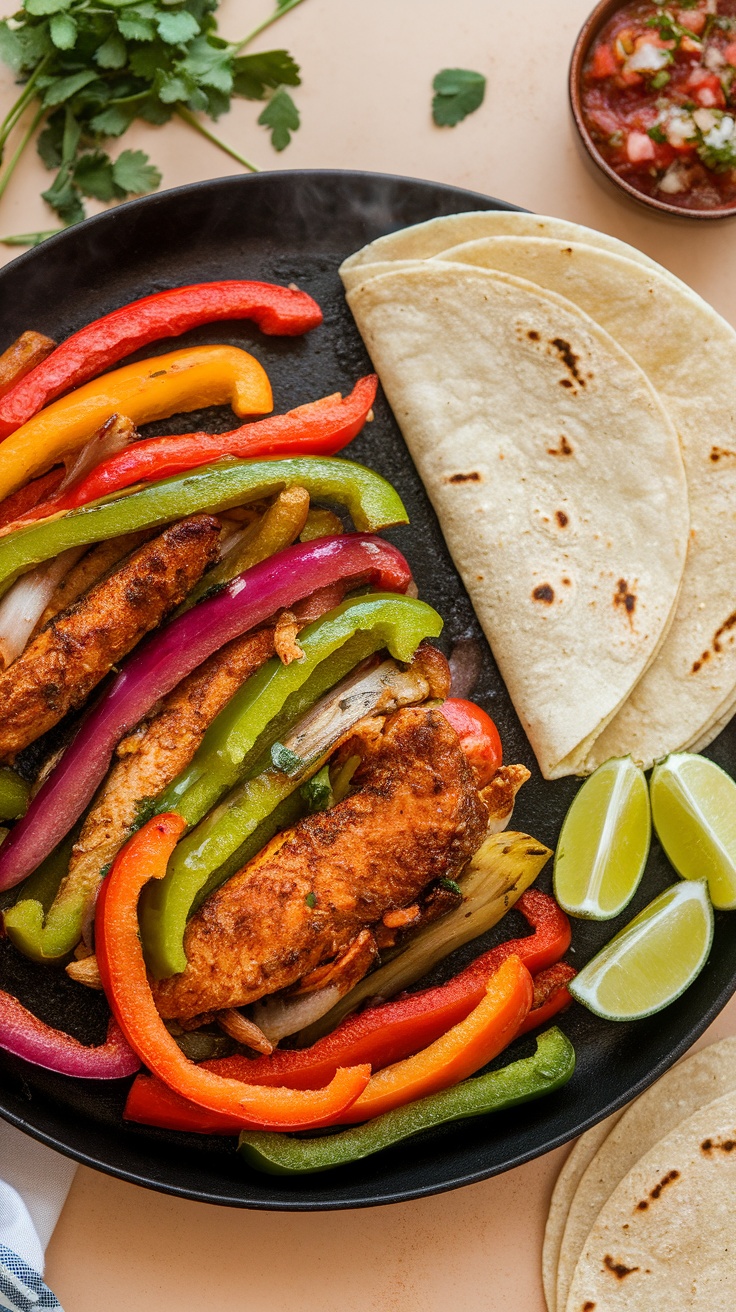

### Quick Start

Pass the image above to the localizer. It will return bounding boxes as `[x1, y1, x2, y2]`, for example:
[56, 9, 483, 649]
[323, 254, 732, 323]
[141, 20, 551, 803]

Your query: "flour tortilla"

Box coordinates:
[339, 210, 677, 283]
[543, 1113, 622, 1312]
[566, 1085, 736, 1311]
[346, 262, 689, 778]
[556, 1037, 736, 1312]
[408, 236, 736, 769]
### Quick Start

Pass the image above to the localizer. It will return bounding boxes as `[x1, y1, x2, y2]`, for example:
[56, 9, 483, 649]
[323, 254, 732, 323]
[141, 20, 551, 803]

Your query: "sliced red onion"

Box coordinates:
[0, 989, 139, 1078]
[0, 545, 86, 669]
[0, 534, 411, 891]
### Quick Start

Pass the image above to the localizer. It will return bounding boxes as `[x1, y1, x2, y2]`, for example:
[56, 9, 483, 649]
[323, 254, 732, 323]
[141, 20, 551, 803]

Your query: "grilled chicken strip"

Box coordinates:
[0, 514, 219, 761]
[32, 530, 156, 634]
[153, 706, 488, 1021]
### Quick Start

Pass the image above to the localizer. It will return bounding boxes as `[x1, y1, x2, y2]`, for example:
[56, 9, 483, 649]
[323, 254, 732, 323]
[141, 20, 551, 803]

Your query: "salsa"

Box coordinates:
[581, 0, 736, 209]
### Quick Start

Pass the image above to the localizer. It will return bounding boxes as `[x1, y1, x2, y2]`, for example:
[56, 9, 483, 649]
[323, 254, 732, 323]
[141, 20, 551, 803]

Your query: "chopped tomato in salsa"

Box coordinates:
[582, 0, 736, 208]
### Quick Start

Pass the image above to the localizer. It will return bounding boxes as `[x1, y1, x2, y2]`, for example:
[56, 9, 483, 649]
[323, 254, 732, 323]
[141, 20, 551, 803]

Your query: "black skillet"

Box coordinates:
[0, 170, 734, 1210]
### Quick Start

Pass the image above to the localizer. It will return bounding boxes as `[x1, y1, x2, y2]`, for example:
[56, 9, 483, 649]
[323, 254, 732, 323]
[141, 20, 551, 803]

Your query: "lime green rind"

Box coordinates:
[651, 752, 736, 911]
[237, 1028, 576, 1176]
[553, 757, 651, 921]
[569, 879, 713, 1022]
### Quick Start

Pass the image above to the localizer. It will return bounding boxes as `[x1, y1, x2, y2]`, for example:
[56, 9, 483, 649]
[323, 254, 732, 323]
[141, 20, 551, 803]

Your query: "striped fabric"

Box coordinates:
[0, 1246, 63, 1311]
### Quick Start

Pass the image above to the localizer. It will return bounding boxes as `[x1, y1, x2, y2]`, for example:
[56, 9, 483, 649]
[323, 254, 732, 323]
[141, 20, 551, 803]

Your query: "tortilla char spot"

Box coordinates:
[528, 329, 540, 341]
[711, 446, 736, 462]
[559, 378, 574, 388]
[551, 337, 586, 386]
[603, 1255, 639, 1280]
[562, 246, 573, 254]
[713, 610, 736, 653]
[692, 649, 710, 674]
[447, 471, 482, 483]
[649, 1169, 680, 1201]
[532, 584, 555, 604]
[614, 579, 637, 619]
[702, 1138, 713, 1154]
[548, 435, 573, 457]
[582, 1304, 596, 1312]
[556, 510, 569, 528]
[562, 577, 571, 586]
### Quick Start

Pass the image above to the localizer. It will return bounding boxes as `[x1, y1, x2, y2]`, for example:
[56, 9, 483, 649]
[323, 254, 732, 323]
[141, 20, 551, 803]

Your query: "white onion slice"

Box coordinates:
[250, 985, 342, 1044]
[57, 413, 134, 495]
[0, 545, 86, 669]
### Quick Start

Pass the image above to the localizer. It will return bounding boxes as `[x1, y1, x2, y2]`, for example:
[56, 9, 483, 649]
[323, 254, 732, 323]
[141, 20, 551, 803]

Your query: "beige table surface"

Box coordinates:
[1, 0, 736, 1307]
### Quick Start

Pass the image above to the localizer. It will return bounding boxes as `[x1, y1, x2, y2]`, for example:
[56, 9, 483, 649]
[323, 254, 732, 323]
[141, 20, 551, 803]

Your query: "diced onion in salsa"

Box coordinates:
[581, 0, 736, 209]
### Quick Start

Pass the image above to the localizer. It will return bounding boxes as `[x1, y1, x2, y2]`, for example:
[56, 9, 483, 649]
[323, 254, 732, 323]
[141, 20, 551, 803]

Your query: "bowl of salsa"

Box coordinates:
[570, 0, 736, 217]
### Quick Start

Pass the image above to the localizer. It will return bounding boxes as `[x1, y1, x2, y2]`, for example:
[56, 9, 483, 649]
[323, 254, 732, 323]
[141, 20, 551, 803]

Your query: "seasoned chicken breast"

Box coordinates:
[153, 706, 488, 1020]
[0, 514, 219, 761]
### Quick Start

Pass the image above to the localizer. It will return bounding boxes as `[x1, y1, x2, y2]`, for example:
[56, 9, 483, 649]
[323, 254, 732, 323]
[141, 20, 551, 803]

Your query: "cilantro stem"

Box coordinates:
[0, 229, 64, 247]
[0, 55, 50, 151]
[236, 0, 307, 51]
[0, 104, 45, 204]
[175, 105, 259, 172]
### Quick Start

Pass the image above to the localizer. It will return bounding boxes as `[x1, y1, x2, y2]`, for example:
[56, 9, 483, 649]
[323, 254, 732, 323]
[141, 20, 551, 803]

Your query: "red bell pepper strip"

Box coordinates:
[0, 282, 323, 440]
[0, 468, 64, 529]
[0, 988, 139, 1078]
[96, 815, 371, 1130]
[199, 889, 570, 1091]
[516, 962, 576, 1036]
[125, 956, 534, 1134]
[439, 698, 503, 787]
[11, 376, 378, 528]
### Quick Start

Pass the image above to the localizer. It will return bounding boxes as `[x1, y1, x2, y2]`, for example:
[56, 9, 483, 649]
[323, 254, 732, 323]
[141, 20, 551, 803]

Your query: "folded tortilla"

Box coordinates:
[566, 1087, 736, 1311]
[345, 262, 688, 778]
[420, 235, 736, 769]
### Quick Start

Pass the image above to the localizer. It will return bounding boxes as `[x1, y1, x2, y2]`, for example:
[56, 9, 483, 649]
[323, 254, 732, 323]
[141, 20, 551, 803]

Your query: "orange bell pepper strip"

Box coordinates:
[96, 814, 371, 1131]
[0, 345, 273, 502]
[124, 954, 534, 1135]
[331, 954, 533, 1125]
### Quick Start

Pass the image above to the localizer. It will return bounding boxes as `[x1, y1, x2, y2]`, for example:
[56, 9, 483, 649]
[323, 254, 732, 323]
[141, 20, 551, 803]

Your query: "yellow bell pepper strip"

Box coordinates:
[0, 457, 408, 599]
[141, 596, 442, 980]
[95, 814, 371, 1131]
[0, 344, 273, 502]
[234, 1028, 575, 1173]
[325, 954, 533, 1125]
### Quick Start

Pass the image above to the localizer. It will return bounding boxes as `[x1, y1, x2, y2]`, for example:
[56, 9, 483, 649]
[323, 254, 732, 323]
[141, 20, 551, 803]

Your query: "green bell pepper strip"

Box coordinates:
[141, 596, 442, 979]
[4, 829, 79, 962]
[154, 596, 441, 829]
[0, 457, 408, 598]
[237, 1027, 575, 1175]
[0, 768, 29, 821]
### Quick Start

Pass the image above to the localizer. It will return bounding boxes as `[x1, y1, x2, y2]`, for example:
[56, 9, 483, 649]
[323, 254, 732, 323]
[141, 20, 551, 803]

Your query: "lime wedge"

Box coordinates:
[650, 753, 736, 910]
[553, 757, 650, 920]
[569, 880, 713, 1021]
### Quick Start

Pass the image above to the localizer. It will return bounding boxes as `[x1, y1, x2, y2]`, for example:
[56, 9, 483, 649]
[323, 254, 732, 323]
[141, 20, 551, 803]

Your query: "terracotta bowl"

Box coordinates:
[569, 0, 736, 220]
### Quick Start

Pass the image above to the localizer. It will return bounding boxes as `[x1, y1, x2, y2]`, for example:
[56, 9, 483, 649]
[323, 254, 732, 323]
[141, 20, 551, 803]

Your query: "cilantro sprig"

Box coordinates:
[0, 0, 306, 244]
[432, 67, 486, 127]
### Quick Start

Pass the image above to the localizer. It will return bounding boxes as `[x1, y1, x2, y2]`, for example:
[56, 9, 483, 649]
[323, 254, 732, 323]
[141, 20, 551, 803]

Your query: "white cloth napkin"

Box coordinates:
[0, 1117, 75, 1307]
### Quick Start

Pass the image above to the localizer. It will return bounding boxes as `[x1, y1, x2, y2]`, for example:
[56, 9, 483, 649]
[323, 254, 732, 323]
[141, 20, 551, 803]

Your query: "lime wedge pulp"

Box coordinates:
[650, 753, 736, 910]
[569, 880, 713, 1022]
[553, 757, 651, 920]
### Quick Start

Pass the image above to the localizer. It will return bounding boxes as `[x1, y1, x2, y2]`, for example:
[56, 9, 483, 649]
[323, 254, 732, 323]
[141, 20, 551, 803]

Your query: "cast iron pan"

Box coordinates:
[0, 170, 734, 1210]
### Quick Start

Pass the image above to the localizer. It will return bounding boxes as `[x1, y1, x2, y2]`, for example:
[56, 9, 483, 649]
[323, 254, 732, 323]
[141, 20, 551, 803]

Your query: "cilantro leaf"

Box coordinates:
[74, 149, 118, 200]
[23, 0, 71, 15]
[42, 69, 101, 107]
[37, 119, 63, 168]
[41, 169, 84, 223]
[233, 49, 300, 99]
[0, 20, 26, 71]
[88, 103, 134, 136]
[179, 33, 234, 92]
[49, 12, 77, 49]
[95, 33, 128, 69]
[432, 67, 486, 127]
[258, 86, 299, 150]
[112, 147, 161, 193]
[156, 9, 200, 44]
[116, 11, 156, 40]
